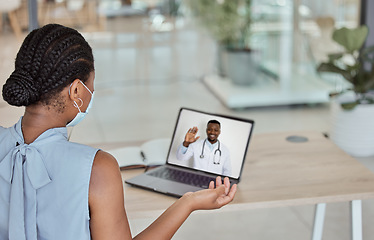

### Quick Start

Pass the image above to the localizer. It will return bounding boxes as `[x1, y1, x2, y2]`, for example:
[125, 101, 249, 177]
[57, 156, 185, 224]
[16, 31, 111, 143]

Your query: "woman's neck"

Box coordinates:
[21, 105, 65, 144]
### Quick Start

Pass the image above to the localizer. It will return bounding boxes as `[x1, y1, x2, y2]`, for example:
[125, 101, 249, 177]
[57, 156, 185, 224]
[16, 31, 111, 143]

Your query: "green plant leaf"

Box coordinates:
[317, 63, 352, 82]
[332, 26, 368, 52]
[185, 0, 252, 49]
[364, 75, 374, 91]
[362, 45, 374, 63]
[341, 101, 358, 110]
[328, 52, 344, 62]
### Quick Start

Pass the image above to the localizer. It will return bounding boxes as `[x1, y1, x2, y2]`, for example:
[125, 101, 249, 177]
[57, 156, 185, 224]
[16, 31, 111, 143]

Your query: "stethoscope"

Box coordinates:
[200, 139, 222, 165]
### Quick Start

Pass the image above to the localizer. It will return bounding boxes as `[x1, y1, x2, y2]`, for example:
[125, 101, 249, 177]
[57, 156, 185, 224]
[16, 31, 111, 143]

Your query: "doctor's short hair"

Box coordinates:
[207, 120, 221, 128]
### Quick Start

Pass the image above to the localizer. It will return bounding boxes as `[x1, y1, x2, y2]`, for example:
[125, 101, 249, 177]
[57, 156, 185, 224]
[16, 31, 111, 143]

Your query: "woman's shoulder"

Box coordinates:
[0, 125, 15, 145]
[0, 124, 15, 136]
[0, 126, 6, 136]
[90, 150, 121, 189]
[89, 150, 123, 209]
[94, 150, 119, 168]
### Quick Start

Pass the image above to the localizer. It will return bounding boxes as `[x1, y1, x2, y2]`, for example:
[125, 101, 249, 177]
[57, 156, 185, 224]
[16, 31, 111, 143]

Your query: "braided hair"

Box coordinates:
[2, 24, 94, 107]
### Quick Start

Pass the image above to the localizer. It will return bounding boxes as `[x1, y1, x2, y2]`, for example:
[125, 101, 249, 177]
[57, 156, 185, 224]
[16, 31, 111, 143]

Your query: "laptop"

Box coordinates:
[125, 107, 255, 197]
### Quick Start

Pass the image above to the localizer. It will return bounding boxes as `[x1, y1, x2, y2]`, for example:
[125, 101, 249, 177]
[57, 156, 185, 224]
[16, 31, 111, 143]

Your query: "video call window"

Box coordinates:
[167, 108, 254, 179]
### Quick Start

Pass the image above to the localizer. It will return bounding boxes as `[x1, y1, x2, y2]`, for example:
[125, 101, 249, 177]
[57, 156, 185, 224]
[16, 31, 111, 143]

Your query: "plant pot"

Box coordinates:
[330, 95, 374, 157]
[216, 44, 228, 77]
[217, 45, 261, 85]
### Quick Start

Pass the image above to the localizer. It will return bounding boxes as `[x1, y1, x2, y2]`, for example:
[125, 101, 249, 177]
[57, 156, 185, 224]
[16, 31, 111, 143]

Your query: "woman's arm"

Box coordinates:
[89, 151, 237, 240]
[134, 177, 236, 240]
[89, 150, 132, 240]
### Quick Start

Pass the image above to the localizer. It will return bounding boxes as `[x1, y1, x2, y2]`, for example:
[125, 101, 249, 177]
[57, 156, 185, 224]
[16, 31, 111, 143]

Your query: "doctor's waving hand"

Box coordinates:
[176, 120, 232, 176]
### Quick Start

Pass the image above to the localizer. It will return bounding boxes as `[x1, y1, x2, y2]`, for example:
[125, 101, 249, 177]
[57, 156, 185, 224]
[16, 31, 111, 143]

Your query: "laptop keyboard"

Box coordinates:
[148, 167, 216, 189]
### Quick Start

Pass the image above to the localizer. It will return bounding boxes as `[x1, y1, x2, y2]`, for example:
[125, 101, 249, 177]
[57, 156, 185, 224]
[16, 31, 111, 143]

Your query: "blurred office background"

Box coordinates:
[1, 0, 374, 239]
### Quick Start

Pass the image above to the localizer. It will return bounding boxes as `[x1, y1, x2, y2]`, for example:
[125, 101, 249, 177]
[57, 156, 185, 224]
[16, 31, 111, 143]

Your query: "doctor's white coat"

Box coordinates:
[176, 139, 231, 176]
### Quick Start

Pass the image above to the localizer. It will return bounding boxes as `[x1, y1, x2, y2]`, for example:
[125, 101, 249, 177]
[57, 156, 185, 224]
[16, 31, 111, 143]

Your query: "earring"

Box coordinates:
[73, 98, 84, 109]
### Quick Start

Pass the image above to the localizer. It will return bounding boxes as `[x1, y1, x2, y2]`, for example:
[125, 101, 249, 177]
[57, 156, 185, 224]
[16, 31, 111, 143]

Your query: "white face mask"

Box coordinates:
[67, 81, 94, 127]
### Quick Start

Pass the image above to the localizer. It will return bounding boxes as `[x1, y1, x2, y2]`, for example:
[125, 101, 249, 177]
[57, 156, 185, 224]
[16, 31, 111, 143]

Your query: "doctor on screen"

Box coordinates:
[176, 120, 231, 176]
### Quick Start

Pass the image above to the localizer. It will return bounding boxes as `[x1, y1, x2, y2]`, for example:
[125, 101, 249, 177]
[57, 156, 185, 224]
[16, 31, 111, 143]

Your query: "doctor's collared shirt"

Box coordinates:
[176, 139, 231, 176]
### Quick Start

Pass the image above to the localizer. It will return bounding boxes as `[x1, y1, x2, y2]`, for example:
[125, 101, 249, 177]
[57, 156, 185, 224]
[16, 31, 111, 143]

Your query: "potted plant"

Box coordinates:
[317, 25, 374, 157]
[184, 0, 258, 85]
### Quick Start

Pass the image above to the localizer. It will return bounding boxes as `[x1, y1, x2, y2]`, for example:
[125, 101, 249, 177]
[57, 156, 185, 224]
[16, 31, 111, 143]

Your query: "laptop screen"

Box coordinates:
[167, 108, 254, 179]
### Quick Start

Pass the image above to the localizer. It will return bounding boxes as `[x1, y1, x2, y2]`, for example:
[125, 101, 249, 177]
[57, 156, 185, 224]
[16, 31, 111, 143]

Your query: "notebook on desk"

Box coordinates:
[125, 107, 255, 197]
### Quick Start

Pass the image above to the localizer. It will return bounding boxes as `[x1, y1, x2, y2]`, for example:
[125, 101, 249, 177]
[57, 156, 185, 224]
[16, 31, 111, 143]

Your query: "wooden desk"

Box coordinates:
[118, 131, 374, 240]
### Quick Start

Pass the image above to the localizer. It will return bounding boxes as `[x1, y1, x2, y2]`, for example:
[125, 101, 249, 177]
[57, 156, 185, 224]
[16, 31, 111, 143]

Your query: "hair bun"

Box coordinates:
[2, 69, 40, 106]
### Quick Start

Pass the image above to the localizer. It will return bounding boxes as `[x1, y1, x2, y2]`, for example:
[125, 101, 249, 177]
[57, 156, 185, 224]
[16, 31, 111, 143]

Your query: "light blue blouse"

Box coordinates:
[0, 118, 99, 240]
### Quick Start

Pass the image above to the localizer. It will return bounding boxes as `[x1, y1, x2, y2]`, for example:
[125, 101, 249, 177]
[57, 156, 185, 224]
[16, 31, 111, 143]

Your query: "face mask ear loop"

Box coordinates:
[80, 80, 93, 95]
[68, 83, 73, 96]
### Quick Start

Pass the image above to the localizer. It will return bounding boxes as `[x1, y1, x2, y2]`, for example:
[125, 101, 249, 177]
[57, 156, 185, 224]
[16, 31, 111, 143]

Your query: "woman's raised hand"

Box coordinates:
[183, 176, 237, 211]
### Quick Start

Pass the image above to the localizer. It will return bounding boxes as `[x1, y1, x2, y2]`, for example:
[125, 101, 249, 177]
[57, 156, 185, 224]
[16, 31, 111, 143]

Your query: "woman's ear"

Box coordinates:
[68, 79, 82, 102]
